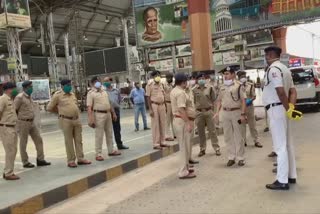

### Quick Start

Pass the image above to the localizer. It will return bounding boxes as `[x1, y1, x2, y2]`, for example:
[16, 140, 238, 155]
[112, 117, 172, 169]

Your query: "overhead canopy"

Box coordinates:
[0, 0, 136, 56]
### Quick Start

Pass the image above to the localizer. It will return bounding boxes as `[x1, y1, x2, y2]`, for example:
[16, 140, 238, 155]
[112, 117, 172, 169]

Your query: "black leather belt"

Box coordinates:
[223, 107, 240, 111]
[265, 102, 282, 111]
[0, 124, 15, 128]
[19, 119, 34, 122]
[94, 110, 109, 114]
[59, 115, 79, 120]
[151, 101, 164, 105]
[166, 101, 171, 103]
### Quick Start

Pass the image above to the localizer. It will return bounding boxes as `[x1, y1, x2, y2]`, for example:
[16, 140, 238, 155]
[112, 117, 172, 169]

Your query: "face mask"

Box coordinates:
[198, 79, 206, 86]
[94, 82, 102, 89]
[189, 80, 196, 87]
[240, 78, 247, 84]
[154, 76, 161, 83]
[25, 87, 33, 96]
[63, 85, 72, 94]
[224, 79, 234, 86]
[103, 82, 111, 88]
[11, 88, 18, 97]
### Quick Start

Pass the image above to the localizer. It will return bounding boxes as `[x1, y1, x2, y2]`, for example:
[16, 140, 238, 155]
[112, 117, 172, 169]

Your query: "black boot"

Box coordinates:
[37, 159, 51, 167]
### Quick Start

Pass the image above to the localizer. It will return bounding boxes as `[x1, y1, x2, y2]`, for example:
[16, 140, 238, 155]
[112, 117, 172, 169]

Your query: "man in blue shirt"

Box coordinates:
[130, 82, 150, 131]
[104, 77, 129, 150]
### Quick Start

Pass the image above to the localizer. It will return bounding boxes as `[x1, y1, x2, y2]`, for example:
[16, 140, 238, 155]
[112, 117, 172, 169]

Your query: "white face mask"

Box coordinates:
[224, 79, 233, 86]
[240, 78, 247, 84]
[189, 80, 196, 87]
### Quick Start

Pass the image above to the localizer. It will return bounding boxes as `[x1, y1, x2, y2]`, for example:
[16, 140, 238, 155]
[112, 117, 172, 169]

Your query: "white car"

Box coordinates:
[290, 66, 320, 109]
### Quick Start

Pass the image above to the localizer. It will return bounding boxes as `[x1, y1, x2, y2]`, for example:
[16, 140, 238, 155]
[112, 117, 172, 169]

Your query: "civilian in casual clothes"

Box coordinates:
[130, 82, 150, 132]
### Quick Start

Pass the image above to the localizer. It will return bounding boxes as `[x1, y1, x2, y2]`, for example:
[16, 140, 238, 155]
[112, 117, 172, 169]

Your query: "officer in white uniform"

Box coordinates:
[262, 46, 302, 190]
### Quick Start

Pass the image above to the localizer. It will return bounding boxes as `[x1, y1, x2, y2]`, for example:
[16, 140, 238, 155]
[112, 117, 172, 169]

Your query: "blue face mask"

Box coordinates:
[94, 82, 102, 89]
[198, 79, 206, 86]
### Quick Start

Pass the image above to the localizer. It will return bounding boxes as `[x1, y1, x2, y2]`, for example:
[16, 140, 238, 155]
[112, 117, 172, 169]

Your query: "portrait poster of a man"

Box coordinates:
[142, 7, 162, 42]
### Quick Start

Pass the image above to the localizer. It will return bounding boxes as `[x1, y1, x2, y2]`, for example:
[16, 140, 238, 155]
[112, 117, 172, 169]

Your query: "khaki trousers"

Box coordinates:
[17, 120, 45, 164]
[241, 106, 259, 143]
[173, 118, 193, 177]
[151, 103, 166, 146]
[94, 112, 114, 156]
[165, 103, 174, 138]
[222, 110, 245, 161]
[196, 110, 220, 152]
[59, 118, 84, 163]
[0, 127, 18, 176]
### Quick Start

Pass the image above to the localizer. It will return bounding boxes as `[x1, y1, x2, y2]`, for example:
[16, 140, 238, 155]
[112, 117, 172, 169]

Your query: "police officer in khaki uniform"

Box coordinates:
[171, 73, 196, 179]
[146, 71, 168, 150]
[164, 73, 174, 141]
[87, 76, 121, 161]
[215, 67, 247, 167]
[237, 71, 263, 148]
[0, 82, 19, 180]
[47, 79, 91, 168]
[193, 73, 221, 157]
[15, 80, 51, 168]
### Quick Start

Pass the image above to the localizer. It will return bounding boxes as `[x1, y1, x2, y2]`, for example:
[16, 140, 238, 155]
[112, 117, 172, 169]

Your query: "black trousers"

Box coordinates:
[113, 108, 123, 146]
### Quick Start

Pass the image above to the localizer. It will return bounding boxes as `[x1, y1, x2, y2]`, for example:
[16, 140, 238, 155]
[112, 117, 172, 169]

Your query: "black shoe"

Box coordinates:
[244, 142, 247, 147]
[266, 180, 289, 190]
[264, 127, 269, 132]
[289, 178, 296, 184]
[268, 152, 277, 158]
[23, 162, 35, 168]
[272, 168, 277, 173]
[215, 150, 221, 156]
[254, 142, 263, 148]
[227, 160, 236, 167]
[273, 162, 278, 167]
[144, 127, 150, 130]
[118, 145, 129, 150]
[198, 150, 206, 157]
[238, 160, 245, 166]
[37, 159, 51, 167]
[189, 160, 199, 165]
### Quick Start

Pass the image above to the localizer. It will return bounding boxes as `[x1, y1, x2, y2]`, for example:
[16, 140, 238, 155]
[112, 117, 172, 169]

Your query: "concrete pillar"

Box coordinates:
[188, 0, 213, 72]
[272, 27, 287, 53]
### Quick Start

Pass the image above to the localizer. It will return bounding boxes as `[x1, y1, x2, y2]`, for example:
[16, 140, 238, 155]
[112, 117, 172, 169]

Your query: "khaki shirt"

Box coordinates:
[217, 82, 246, 109]
[243, 82, 256, 99]
[47, 90, 80, 117]
[193, 84, 215, 110]
[146, 82, 165, 103]
[86, 88, 111, 111]
[14, 92, 35, 120]
[0, 94, 18, 125]
[171, 86, 196, 119]
[164, 83, 173, 102]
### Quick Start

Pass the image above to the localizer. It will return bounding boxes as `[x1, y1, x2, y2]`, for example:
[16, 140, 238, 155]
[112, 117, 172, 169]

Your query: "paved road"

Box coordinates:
[40, 108, 320, 214]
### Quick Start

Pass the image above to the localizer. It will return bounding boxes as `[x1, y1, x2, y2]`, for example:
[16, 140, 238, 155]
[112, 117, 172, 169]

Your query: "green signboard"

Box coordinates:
[7, 57, 16, 70]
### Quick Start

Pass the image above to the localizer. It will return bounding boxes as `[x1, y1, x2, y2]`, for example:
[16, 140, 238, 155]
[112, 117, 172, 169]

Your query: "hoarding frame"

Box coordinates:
[134, 0, 320, 49]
